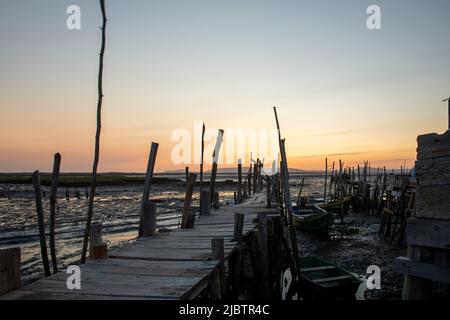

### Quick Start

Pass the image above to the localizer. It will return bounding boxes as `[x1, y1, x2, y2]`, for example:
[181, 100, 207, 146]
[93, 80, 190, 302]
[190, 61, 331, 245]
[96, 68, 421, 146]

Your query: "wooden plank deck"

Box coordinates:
[2, 192, 276, 300]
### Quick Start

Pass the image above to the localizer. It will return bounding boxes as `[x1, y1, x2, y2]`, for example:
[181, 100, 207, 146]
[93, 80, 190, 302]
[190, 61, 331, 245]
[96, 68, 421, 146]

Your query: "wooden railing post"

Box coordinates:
[0, 248, 21, 296]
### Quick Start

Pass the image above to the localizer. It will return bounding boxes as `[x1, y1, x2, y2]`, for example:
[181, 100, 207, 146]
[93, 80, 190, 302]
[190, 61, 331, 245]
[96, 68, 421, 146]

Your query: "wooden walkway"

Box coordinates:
[2, 192, 275, 300]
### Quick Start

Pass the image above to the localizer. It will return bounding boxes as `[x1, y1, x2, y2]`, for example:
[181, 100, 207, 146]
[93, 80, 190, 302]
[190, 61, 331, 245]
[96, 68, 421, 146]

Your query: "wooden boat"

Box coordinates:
[299, 256, 362, 300]
[320, 196, 352, 215]
[293, 205, 334, 234]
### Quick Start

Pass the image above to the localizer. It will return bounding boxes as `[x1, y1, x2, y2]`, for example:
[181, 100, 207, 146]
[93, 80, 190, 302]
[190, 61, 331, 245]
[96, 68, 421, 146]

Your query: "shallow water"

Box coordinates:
[0, 175, 325, 284]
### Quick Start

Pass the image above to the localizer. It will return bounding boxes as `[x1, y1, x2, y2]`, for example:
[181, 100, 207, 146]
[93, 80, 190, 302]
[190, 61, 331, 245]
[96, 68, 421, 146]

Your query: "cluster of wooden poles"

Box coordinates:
[321, 159, 415, 246]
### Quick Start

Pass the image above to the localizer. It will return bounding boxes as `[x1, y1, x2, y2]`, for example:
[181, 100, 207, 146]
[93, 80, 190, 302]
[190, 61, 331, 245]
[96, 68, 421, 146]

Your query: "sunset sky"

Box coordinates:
[0, 0, 449, 172]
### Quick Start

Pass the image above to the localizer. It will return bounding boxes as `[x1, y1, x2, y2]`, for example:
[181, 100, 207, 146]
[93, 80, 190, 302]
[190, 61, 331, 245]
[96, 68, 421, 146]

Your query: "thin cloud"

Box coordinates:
[292, 152, 368, 159]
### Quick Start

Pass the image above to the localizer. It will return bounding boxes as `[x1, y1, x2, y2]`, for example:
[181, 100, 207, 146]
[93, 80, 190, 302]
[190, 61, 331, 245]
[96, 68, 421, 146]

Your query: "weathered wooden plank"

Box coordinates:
[4, 191, 269, 300]
[415, 184, 450, 220]
[406, 218, 450, 249]
[395, 256, 450, 284]
[417, 131, 450, 160]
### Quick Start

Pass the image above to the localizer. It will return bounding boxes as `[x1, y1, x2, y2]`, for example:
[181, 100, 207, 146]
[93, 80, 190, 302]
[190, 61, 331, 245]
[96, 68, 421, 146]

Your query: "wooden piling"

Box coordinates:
[0, 248, 21, 296]
[32, 171, 50, 277]
[200, 190, 211, 216]
[142, 201, 157, 236]
[211, 237, 225, 298]
[181, 173, 197, 228]
[185, 167, 189, 183]
[212, 191, 220, 209]
[233, 213, 245, 241]
[89, 222, 107, 260]
[237, 160, 243, 203]
[230, 245, 243, 299]
[49, 153, 61, 274]
[257, 212, 271, 298]
[139, 142, 159, 237]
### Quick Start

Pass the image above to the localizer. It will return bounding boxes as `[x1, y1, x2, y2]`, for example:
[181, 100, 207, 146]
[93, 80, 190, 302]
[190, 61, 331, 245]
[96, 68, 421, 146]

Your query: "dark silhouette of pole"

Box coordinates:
[81, 0, 107, 263]
[49, 153, 61, 273]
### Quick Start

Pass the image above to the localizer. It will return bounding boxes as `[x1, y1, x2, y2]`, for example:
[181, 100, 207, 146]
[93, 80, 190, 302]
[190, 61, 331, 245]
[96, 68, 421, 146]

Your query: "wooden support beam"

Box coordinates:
[0, 248, 21, 296]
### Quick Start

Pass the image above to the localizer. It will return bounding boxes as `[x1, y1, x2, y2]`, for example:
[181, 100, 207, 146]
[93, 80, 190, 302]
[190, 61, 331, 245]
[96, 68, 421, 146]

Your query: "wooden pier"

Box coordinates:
[1, 192, 277, 300]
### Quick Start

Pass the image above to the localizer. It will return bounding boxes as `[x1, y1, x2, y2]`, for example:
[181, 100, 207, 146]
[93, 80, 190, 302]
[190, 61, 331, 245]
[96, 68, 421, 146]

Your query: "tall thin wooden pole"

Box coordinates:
[209, 129, 224, 206]
[32, 171, 50, 277]
[199, 123, 206, 211]
[323, 157, 328, 205]
[49, 153, 61, 273]
[81, 0, 107, 263]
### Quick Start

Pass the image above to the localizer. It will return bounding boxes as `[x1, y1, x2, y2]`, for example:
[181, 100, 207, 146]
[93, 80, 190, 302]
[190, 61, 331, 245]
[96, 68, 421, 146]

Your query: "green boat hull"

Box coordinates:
[293, 206, 334, 234]
[299, 256, 362, 300]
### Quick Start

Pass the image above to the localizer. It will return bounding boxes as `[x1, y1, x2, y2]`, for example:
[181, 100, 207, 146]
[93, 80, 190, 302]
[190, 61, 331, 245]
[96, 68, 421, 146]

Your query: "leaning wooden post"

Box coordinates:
[209, 129, 224, 207]
[0, 248, 21, 296]
[247, 164, 252, 195]
[142, 202, 157, 236]
[181, 173, 197, 229]
[49, 153, 61, 274]
[32, 171, 50, 277]
[81, 0, 107, 264]
[139, 142, 159, 237]
[211, 237, 225, 299]
[233, 213, 245, 242]
[89, 222, 107, 260]
[185, 167, 189, 183]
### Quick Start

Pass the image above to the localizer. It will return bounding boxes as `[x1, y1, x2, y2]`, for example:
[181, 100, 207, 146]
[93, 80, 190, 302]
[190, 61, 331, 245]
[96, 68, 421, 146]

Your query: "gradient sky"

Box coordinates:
[0, 0, 449, 172]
